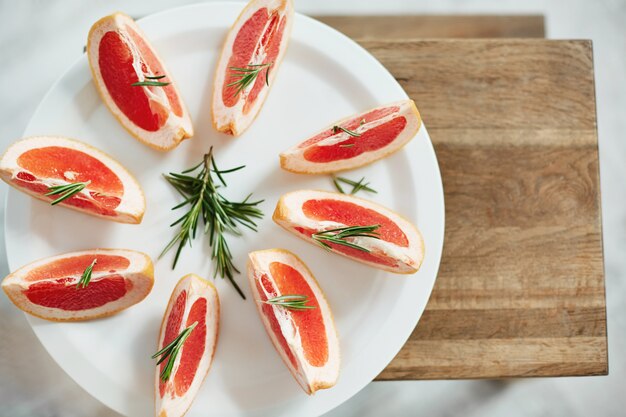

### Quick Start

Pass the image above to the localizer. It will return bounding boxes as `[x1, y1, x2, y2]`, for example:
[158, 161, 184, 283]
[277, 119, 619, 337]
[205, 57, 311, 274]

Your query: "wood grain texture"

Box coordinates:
[344, 40, 606, 379]
[315, 15, 545, 39]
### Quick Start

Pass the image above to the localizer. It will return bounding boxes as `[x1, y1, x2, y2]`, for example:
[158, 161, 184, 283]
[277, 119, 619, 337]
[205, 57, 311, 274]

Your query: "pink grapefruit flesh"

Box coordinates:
[15, 146, 123, 216]
[301, 199, 409, 247]
[156, 274, 219, 417]
[99, 32, 168, 132]
[159, 290, 187, 398]
[1, 249, 154, 321]
[0, 136, 145, 224]
[212, 0, 294, 136]
[174, 298, 207, 396]
[280, 100, 422, 174]
[273, 190, 425, 274]
[88, 13, 193, 151]
[248, 249, 340, 394]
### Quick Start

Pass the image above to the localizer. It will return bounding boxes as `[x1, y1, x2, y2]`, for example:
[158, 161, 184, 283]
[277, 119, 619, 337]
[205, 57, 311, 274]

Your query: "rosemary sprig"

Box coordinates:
[160, 147, 264, 299]
[152, 322, 197, 382]
[332, 176, 377, 195]
[333, 125, 361, 137]
[76, 259, 97, 289]
[227, 62, 273, 98]
[312, 224, 381, 252]
[45, 181, 90, 205]
[263, 295, 316, 310]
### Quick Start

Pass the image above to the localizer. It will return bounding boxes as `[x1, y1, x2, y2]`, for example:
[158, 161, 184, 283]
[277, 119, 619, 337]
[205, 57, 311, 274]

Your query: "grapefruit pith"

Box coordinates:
[212, 0, 294, 136]
[273, 190, 425, 274]
[280, 100, 421, 173]
[0, 136, 145, 224]
[88, 12, 193, 151]
[1, 249, 153, 321]
[156, 274, 219, 417]
[248, 249, 339, 394]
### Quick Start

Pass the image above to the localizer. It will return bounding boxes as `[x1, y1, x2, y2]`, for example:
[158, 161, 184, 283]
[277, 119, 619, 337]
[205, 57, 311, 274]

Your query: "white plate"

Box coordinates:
[4, 3, 444, 417]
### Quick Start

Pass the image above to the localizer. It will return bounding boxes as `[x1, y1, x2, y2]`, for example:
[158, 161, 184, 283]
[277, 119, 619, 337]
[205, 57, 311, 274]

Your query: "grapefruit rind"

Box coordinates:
[211, 0, 294, 136]
[87, 12, 193, 151]
[1, 249, 154, 322]
[248, 249, 340, 395]
[279, 100, 422, 174]
[273, 190, 425, 274]
[0, 136, 146, 224]
[155, 274, 220, 417]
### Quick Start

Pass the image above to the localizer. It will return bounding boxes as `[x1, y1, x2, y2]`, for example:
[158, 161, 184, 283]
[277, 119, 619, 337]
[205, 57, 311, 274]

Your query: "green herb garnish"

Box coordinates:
[332, 125, 361, 137]
[45, 181, 90, 205]
[131, 79, 170, 87]
[160, 147, 264, 299]
[227, 62, 273, 98]
[76, 259, 97, 289]
[312, 224, 381, 252]
[152, 322, 197, 382]
[263, 295, 316, 310]
[332, 176, 377, 195]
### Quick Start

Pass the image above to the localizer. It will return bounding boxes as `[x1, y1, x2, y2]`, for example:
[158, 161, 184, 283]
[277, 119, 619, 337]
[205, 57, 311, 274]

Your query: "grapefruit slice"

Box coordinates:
[0, 136, 145, 224]
[212, 0, 294, 136]
[87, 12, 193, 151]
[1, 249, 153, 321]
[280, 100, 422, 173]
[273, 190, 425, 274]
[156, 274, 219, 417]
[248, 249, 339, 394]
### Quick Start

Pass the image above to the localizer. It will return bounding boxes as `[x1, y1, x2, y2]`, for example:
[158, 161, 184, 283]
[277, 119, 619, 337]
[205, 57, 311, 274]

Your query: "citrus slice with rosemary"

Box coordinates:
[280, 100, 421, 173]
[1, 249, 153, 322]
[273, 190, 425, 274]
[87, 12, 193, 151]
[0, 136, 145, 223]
[212, 0, 294, 136]
[248, 249, 339, 394]
[156, 274, 219, 417]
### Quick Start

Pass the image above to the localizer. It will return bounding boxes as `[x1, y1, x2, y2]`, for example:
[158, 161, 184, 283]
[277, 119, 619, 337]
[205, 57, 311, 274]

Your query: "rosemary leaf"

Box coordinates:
[131, 80, 170, 87]
[263, 294, 316, 310]
[333, 125, 361, 137]
[152, 322, 197, 382]
[45, 181, 90, 205]
[312, 224, 381, 253]
[332, 176, 346, 194]
[227, 62, 273, 98]
[76, 259, 97, 289]
[331, 176, 377, 195]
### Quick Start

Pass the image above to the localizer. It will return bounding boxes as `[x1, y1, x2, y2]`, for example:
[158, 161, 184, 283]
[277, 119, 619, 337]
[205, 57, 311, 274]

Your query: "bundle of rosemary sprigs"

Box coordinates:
[159, 146, 263, 299]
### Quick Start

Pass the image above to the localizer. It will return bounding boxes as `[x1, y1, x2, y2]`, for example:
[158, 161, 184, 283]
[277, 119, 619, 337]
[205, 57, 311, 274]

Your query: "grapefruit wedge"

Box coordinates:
[156, 274, 219, 417]
[273, 190, 425, 274]
[1, 249, 153, 322]
[280, 100, 422, 173]
[0, 136, 145, 223]
[212, 0, 294, 136]
[248, 249, 339, 394]
[87, 12, 193, 151]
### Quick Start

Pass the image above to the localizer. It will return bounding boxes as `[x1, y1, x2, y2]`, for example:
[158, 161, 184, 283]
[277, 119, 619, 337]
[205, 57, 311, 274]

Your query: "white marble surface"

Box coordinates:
[1, 0, 625, 416]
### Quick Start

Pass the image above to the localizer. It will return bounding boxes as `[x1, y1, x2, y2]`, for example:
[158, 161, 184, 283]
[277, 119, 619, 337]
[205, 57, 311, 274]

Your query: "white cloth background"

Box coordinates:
[1, 0, 624, 416]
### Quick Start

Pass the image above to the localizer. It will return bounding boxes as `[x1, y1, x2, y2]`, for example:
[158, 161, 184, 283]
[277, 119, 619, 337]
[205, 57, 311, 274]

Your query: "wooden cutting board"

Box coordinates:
[316, 16, 607, 379]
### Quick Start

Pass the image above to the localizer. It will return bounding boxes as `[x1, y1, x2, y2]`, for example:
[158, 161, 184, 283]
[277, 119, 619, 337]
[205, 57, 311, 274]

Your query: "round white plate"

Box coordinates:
[4, 3, 444, 417]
